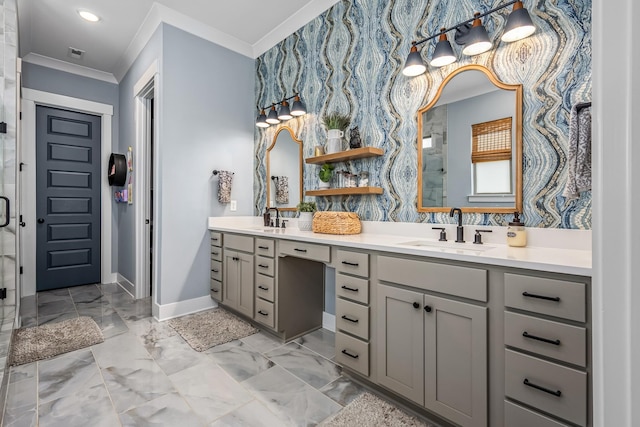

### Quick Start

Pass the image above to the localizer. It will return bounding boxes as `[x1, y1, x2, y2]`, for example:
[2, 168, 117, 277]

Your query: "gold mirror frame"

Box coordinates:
[266, 126, 304, 212]
[417, 64, 523, 214]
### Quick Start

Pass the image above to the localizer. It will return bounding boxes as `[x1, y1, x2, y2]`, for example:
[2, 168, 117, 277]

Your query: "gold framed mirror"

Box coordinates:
[417, 64, 522, 213]
[266, 126, 303, 212]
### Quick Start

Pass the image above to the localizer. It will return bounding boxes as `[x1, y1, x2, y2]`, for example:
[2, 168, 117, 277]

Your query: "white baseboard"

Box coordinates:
[116, 274, 135, 297]
[153, 295, 216, 322]
[323, 312, 336, 332]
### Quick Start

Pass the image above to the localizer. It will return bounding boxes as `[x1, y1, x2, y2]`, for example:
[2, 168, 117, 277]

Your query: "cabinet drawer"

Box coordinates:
[279, 240, 330, 263]
[505, 400, 570, 427]
[504, 273, 586, 322]
[336, 250, 369, 278]
[210, 279, 222, 302]
[210, 260, 222, 281]
[505, 349, 587, 426]
[378, 256, 487, 302]
[210, 247, 222, 261]
[505, 311, 587, 367]
[335, 331, 369, 377]
[255, 238, 275, 258]
[255, 256, 275, 277]
[224, 234, 254, 253]
[336, 299, 369, 340]
[336, 274, 369, 305]
[210, 232, 222, 247]
[256, 274, 275, 302]
[255, 298, 275, 329]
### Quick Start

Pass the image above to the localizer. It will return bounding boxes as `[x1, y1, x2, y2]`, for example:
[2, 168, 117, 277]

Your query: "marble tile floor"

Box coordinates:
[3, 283, 366, 426]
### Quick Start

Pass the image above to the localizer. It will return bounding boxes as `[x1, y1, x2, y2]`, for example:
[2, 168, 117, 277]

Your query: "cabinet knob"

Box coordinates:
[413, 302, 419, 309]
[424, 305, 432, 313]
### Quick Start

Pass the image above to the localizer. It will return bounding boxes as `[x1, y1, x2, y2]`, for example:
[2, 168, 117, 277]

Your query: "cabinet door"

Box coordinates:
[236, 252, 254, 318]
[424, 295, 487, 427]
[377, 284, 424, 404]
[223, 250, 239, 310]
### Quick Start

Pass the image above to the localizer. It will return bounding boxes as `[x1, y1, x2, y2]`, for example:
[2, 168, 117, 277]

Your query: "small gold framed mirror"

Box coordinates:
[266, 126, 303, 212]
[417, 64, 523, 213]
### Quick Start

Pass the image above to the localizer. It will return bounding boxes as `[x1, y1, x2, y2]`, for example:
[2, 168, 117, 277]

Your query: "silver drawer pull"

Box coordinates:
[341, 285, 359, 292]
[294, 248, 307, 253]
[341, 349, 359, 359]
[258, 285, 269, 291]
[341, 261, 359, 267]
[522, 291, 560, 302]
[522, 331, 561, 346]
[523, 378, 562, 397]
[257, 310, 269, 316]
[341, 315, 359, 323]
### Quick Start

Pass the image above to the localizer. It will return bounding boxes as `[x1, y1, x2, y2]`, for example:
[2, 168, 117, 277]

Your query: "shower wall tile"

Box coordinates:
[254, 0, 592, 229]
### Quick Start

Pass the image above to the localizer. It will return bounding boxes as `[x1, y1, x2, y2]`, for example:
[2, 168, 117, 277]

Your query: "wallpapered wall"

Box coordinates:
[254, 0, 592, 228]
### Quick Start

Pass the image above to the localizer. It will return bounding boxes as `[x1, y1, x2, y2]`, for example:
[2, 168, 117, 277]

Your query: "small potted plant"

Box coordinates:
[318, 163, 334, 189]
[322, 112, 350, 153]
[296, 201, 317, 231]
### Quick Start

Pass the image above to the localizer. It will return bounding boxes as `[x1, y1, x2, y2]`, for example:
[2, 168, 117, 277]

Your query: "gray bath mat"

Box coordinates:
[9, 316, 104, 366]
[168, 308, 258, 352]
[322, 392, 433, 427]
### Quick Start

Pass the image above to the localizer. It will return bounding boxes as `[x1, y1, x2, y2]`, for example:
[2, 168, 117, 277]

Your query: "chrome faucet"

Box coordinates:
[267, 207, 280, 227]
[449, 207, 464, 243]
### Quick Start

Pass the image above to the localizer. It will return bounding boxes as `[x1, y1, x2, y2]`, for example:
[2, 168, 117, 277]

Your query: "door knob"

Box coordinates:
[424, 305, 432, 313]
[413, 302, 420, 309]
[145, 219, 150, 224]
[37, 218, 45, 224]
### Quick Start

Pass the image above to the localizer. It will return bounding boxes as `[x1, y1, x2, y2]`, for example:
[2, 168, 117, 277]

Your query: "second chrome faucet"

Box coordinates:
[449, 207, 464, 243]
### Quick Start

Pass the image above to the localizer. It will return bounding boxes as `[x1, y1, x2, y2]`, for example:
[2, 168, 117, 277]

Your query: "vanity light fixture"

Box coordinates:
[78, 10, 100, 22]
[256, 93, 307, 127]
[402, 0, 536, 76]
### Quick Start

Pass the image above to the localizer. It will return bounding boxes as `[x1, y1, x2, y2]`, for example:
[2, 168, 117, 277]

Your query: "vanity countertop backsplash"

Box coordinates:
[208, 216, 591, 277]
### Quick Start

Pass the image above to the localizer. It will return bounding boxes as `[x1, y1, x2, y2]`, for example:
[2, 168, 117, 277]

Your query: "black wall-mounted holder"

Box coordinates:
[108, 153, 127, 186]
[0, 122, 7, 134]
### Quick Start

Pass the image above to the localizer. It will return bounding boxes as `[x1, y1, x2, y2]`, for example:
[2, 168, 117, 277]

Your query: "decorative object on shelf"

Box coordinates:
[322, 112, 350, 154]
[402, 0, 536, 76]
[358, 171, 370, 187]
[312, 211, 362, 235]
[314, 145, 325, 157]
[318, 163, 334, 189]
[349, 126, 362, 149]
[255, 93, 306, 128]
[296, 201, 317, 231]
[212, 170, 234, 203]
[108, 153, 127, 186]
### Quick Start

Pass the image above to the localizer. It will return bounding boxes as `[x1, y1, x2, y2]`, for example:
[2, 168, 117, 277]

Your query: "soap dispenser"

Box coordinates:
[263, 208, 271, 227]
[507, 212, 527, 247]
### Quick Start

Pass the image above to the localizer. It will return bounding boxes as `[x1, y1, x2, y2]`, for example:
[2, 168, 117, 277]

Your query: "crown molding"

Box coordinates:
[22, 53, 118, 84]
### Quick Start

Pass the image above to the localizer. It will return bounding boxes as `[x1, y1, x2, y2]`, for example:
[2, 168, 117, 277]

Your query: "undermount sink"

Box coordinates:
[398, 239, 496, 254]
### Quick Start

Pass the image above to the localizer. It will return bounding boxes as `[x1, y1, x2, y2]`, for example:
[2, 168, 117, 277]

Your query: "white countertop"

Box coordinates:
[208, 216, 592, 277]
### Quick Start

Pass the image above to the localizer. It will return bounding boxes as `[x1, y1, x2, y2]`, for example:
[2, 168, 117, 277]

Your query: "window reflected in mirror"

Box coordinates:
[417, 64, 522, 213]
[267, 127, 303, 211]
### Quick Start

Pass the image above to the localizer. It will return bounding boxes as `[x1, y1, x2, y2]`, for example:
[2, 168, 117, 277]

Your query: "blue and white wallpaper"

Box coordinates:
[254, 0, 592, 229]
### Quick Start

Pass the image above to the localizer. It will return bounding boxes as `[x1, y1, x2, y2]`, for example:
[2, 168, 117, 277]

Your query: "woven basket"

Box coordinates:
[312, 211, 362, 235]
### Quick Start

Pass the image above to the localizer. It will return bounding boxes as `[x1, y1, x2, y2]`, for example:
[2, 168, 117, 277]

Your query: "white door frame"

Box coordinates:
[133, 61, 159, 301]
[21, 88, 115, 296]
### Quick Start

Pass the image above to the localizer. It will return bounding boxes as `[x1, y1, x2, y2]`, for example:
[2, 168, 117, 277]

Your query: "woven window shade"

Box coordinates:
[471, 117, 512, 163]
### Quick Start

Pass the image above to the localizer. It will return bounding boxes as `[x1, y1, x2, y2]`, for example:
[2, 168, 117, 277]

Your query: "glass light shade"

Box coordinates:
[502, 2, 536, 42]
[462, 16, 492, 56]
[78, 10, 100, 22]
[290, 96, 306, 116]
[266, 106, 280, 124]
[278, 101, 292, 120]
[403, 45, 427, 77]
[430, 31, 456, 67]
[256, 110, 269, 128]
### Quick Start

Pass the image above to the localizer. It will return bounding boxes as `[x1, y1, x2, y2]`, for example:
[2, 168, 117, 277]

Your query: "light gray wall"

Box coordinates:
[21, 61, 120, 274]
[117, 26, 163, 286]
[158, 24, 254, 305]
[446, 90, 515, 208]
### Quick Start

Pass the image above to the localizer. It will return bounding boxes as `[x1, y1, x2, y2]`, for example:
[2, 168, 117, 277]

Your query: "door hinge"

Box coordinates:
[19, 162, 24, 172]
[0, 122, 6, 134]
[19, 111, 22, 120]
[0, 288, 6, 299]
[20, 266, 23, 275]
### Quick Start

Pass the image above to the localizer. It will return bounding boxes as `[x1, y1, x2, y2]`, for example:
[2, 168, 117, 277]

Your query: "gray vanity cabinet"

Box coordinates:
[222, 234, 255, 318]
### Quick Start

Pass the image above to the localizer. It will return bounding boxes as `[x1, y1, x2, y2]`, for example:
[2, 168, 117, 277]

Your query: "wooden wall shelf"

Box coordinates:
[305, 147, 383, 164]
[305, 187, 383, 197]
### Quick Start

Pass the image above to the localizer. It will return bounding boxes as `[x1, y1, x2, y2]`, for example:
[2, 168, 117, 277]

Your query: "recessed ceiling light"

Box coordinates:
[78, 10, 100, 22]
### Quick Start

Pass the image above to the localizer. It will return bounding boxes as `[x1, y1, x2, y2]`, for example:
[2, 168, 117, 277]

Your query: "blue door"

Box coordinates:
[36, 106, 102, 291]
